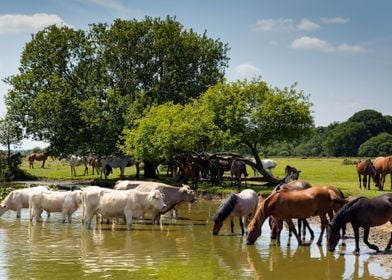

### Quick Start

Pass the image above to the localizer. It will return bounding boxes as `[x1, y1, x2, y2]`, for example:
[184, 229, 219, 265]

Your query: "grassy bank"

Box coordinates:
[11, 156, 390, 198]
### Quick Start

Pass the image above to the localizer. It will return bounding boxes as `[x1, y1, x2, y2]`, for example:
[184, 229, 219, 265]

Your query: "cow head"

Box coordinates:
[0, 204, 9, 217]
[179, 184, 197, 203]
[149, 190, 166, 211]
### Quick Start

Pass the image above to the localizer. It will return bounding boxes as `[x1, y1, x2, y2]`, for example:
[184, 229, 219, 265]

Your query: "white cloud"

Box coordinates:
[297, 18, 320, 31]
[320, 17, 350, 24]
[234, 64, 262, 78]
[0, 13, 66, 34]
[254, 18, 294, 31]
[89, 0, 126, 12]
[254, 18, 319, 32]
[290, 36, 366, 53]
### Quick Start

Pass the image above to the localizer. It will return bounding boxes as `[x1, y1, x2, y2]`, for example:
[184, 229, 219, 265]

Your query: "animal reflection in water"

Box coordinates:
[246, 187, 346, 246]
[327, 193, 392, 254]
[212, 189, 258, 235]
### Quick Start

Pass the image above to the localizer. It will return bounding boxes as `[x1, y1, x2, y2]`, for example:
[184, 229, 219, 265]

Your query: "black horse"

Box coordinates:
[327, 193, 392, 254]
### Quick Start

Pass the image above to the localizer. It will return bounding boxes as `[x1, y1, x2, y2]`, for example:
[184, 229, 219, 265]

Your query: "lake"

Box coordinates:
[0, 199, 390, 279]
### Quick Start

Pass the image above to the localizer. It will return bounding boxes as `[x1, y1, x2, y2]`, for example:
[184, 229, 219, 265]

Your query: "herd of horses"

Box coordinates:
[356, 156, 392, 190]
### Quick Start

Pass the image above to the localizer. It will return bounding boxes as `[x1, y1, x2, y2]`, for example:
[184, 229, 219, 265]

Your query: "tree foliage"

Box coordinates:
[358, 133, 392, 157]
[4, 16, 229, 156]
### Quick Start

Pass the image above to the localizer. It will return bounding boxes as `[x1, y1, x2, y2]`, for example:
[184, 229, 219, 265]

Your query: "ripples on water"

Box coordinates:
[0, 201, 390, 279]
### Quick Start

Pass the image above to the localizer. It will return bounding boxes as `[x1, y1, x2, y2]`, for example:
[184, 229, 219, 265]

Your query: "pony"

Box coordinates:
[66, 155, 88, 176]
[28, 151, 51, 168]
[86, 156, 101, 175]
[230, 159, 248, 189]
[261, 159, 277, 174]
[373, 156, 392, 190]
[100, 156, 131, 179]
[270, 180, 314, 240]
[212, 189, 258, 236]
[246, 187, 346, 246]
[177, 162, 201, 188]
[327, 193, 392, 254]
[356, 159, 381, 190]
[284, 165, 301, 182]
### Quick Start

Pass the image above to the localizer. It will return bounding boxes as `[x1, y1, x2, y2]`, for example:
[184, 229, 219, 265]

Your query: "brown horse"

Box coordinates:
[246, 187, 346, 246]
[373, 156, 392, 190]
[28, 151, 51, 168]
[355, 159, 381, 190]
[177, 162, 201, 188]
[327, 193, 392, 254]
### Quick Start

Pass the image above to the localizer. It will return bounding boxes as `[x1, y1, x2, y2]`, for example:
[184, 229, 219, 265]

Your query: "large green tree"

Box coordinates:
[358, 133, 392, 157]
[199, 79, 314, 183]
[5, 16, 229, 158]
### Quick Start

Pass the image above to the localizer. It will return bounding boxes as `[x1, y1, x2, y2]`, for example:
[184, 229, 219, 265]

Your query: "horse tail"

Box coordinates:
[213, 193, 238, 223]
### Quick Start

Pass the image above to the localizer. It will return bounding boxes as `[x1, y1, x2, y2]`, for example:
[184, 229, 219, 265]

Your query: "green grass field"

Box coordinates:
[17, 156, 390, 198]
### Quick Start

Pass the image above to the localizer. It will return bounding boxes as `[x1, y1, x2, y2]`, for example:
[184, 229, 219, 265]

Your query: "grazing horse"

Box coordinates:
[100, 156, 130, 179]
[270, 180, 314, 240]
[356, 159, 381, 190]
[327, 193, 392, 254]
[246, 187, 346, 246]
[212, 189, 258, 236]
[373, 156, 392, 190]
[230, 159, 248, 189]
[28, 151, 51, 168]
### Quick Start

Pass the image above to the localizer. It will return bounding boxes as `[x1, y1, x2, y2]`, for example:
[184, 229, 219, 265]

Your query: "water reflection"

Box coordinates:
[0, 201, 390, 279]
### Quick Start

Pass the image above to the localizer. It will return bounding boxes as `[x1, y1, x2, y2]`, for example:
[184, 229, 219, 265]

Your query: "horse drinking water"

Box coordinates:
[212, 189, 258, 236]
[327, 193, 392, 254]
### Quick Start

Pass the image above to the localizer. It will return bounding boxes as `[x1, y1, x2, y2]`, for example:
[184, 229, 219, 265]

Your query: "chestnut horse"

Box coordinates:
[28, 151, 51, 168]
[373, 156, 392, 190]
[212, 189, 258, 235]
[356, 159, 381, 190]
[246, 187, 346, 246]
[327, 193, 392, 254]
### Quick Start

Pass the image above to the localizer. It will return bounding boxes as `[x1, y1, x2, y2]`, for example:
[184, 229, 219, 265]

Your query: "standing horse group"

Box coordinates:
[356, 156, 392, 190]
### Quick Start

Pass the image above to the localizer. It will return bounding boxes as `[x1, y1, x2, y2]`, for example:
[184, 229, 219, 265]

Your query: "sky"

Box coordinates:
[0, 0, 391, 149]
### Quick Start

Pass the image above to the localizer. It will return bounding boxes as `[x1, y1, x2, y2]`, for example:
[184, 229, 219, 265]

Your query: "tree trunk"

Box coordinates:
[247, 143, 280, 185]
[143, 160, 159, 179]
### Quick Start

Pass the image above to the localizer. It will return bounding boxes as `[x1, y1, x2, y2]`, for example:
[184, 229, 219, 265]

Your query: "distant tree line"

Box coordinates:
[260, 109, 392, 158]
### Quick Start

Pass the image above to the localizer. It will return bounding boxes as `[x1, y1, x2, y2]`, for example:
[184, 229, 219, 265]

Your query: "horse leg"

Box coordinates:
[285, 219, 301, 244]
[363, 227, 380, 252]
[297, 219, 302, 240]
[317, 215, 329, 246]
[230, 216, 234, 233]
[304, 219, 314, 240]
[367, 175, 371, 190]
[353, 226, 360, 254]
[239, 216, 244, 235]
[385, 222, 392, 251]
[358, 174, 361, 189]
[362, 175, 367, 189]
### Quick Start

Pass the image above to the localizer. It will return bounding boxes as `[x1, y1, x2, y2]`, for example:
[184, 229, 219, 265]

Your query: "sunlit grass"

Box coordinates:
[17, 156, 389, 198]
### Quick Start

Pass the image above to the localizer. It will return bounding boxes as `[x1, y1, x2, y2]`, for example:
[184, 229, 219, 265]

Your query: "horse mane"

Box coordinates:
[213, 193, 238, 223]
[248, 192, 275, 230]
[331, 196, 365, 229]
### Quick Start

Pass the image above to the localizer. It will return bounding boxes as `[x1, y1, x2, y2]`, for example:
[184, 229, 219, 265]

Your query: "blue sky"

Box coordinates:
[0, 0, 391, 149]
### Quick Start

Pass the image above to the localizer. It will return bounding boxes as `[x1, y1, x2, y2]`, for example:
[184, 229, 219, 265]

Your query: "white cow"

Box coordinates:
[83, 188, 166, 230]
[0, 186, 50, 218]
[113, 180, 158, 190]
[29, 190, 82, 223]
[80, 186, 115, 223]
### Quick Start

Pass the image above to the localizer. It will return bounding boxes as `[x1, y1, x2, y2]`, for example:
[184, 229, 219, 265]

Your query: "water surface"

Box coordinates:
[0, 200, 390, 279]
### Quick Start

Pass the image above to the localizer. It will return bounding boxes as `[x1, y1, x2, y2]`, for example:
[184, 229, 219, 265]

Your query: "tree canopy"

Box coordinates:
[4, 16, 229, 156]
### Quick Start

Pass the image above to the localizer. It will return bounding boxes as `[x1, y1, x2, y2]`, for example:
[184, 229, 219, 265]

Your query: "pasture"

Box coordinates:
[18, 156, 387, 198]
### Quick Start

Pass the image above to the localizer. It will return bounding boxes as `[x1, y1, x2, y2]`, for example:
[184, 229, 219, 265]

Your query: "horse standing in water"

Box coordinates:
[212, 189, 258, 236]
[246, 187, 346, 246]
[327, 193, 392, 254]
[356, 159, 381, 190]
[28, 151, 51, 168]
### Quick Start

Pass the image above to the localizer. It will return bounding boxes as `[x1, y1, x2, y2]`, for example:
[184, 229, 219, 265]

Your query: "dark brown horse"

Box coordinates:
[28, 151, 51, 168]
[246, 187, 346, 246]
[230, 159, 248, 189]
[356, 159, 380, 190]
[327, 193, 392, 254]
[373, 156, 392, 190]
[177, 162, 201, 188]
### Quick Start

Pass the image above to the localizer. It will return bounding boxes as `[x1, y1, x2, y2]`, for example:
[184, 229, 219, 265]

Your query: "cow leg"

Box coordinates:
[16, 207, 22, 218]
[68, 213, 72, 223]
[124, 210, 133, 230]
